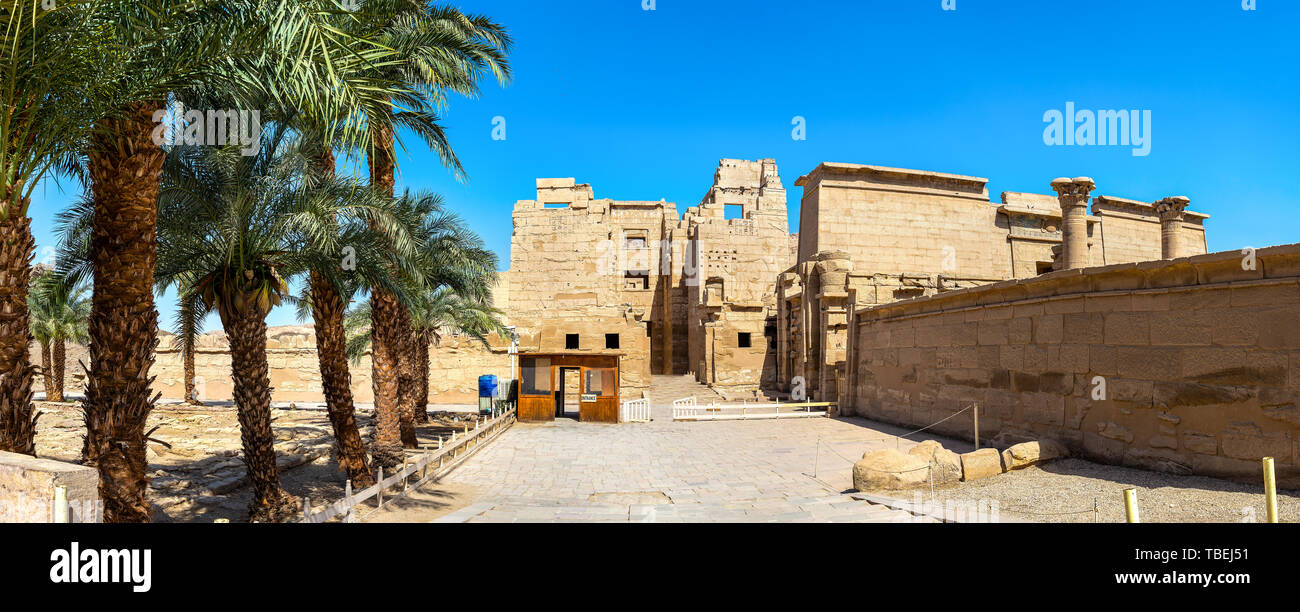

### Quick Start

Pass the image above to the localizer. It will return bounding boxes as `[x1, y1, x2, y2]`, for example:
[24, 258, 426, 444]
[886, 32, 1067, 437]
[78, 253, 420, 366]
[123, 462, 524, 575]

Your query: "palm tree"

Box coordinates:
[344, 191, 503, 420]
[62, 0, 413, 522]
[0, 1, 100, 455]
[286, 144, 426, 488]
[411, 289, 509, 417]
[154, 126, 413, 521]
[345, 288, 506, 414]
[176, 292, 209, 406]
[396, 191, 500, 424]
[28, 273, 90, 403]
[344, 2, 511, 458]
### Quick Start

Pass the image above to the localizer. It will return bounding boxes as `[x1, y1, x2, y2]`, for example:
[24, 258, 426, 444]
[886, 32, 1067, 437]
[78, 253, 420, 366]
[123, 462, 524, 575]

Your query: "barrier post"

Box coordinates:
[1123, 488, 1140, 523]
[344, 479, 354, 523]
[972, 403, 979, 450]
[1263, 457, 1278, 523]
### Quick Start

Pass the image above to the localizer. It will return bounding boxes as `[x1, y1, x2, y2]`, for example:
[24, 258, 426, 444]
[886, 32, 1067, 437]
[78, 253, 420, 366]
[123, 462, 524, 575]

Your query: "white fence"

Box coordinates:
[620, 398, 651, 423]
[671, 397, 832, 421]
[298, 407, 517, 523]
[671, 396, 699, 419]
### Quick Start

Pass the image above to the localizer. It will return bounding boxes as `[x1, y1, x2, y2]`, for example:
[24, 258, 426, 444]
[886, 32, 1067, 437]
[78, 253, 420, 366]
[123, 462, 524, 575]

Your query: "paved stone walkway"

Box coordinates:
[435, 377, 951, 523]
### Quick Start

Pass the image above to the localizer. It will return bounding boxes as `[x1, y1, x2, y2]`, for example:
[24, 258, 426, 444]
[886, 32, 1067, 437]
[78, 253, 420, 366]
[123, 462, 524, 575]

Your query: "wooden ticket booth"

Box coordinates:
[516, 353, 620, 423]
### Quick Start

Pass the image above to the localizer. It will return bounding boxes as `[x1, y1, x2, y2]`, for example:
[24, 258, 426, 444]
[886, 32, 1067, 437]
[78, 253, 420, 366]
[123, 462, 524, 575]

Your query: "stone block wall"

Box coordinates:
[847, 244, 1300, 485]
[795, 164, 1011, 281]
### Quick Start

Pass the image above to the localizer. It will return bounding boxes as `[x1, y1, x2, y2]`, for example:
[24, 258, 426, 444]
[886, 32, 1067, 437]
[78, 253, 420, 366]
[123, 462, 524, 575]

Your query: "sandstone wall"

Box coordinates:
[506, 178, 672, 393]
[1093, 195, 1209, 264]
[795, 164, 1012, 281]
[794, 163, 1208, 284]
[147, 326, 510, 405]
[846, 244, 1300, 485]
[677, 159, 793, 392]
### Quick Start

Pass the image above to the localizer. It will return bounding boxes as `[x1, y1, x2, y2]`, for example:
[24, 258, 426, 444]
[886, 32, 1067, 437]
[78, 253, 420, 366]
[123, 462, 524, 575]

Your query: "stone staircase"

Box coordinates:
[647, 375, 724, 407]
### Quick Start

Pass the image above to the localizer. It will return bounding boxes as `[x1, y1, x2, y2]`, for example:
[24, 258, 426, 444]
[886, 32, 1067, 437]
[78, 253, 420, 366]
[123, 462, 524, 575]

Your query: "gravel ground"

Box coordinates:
[928, 457, 1299, 523]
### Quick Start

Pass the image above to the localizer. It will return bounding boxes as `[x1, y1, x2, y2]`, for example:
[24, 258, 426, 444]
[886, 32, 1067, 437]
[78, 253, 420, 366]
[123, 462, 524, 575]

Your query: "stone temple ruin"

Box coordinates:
[133, 156, 1300, 486]
[500, 159, 797, 404]
[497, 160, 1211, 413]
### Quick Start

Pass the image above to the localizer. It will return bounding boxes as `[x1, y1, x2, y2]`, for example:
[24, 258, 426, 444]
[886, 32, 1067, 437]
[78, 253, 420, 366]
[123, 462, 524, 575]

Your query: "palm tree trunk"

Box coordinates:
[309, 270, 375, 488]
[369, 291, 407, 466]
[183, 342, 201, 405]
[224, 304, 297, 522]
[305, 147, 375, 484]
[82, 101, 164, 523]
[180, 300, 203, 406]
[39, 341, 51, 402]
[366, 111, 411, 463]
[50, 339, 65, 403]
[416, 332, 431, 420]
[0, 193, 37, 455]
[396, 306, 421, 439]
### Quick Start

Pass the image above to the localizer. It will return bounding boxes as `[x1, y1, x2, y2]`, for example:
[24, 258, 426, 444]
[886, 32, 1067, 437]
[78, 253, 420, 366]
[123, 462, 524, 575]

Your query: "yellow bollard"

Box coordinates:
[1263, 457, 1278, 523]
[1123, 488, 1140, 523]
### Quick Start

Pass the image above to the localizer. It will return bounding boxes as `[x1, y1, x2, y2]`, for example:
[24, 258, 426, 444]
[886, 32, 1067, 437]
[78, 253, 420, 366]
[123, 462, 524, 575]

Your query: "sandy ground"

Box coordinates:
[357, 481, 479, 523]
[30, 399, 483, 523]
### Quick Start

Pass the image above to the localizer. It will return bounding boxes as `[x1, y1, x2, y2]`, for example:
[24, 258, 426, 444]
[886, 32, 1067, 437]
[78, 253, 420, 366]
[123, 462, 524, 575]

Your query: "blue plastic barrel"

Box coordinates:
[478, 375, 499, 398]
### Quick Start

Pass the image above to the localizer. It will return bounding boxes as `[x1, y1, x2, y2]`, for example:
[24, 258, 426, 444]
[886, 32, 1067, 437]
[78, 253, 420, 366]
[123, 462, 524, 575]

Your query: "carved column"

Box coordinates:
[1154, 196, 1191, 259]
[1050, 177, 1096, 270]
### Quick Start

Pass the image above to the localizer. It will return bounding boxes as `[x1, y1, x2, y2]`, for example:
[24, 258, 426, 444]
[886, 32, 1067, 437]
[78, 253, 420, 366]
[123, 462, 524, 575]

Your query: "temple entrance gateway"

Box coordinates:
[518, 353, 620, 423]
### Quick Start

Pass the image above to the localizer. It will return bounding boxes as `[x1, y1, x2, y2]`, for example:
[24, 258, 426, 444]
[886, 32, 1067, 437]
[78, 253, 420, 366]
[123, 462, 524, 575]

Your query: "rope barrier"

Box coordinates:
[894, 405, 973, 446]
[817, 403, 976, 466]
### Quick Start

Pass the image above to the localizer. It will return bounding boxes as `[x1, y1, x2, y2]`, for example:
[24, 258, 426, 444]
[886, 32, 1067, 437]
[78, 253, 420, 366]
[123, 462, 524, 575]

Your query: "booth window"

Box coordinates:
[585, 367, 616, 396]
[520, 357, 551, 395]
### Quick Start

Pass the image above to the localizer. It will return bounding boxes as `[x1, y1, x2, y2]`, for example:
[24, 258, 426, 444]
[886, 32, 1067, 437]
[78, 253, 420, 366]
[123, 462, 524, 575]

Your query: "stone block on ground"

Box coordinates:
[0, 451, 100, 523]
[852, 449, 931, 491]
[1001, 439, 1070, 471]
[960, 448, 1005, 481]
[907, 440, 962, 484]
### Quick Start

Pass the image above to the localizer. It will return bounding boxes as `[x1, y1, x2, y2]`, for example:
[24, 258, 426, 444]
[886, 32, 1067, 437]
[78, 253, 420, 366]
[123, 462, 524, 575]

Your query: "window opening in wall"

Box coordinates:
[605, 333, 620, 350]
[738, 332, 752, 348]
[566, 334, 580, 350]
[624, 234, 647, 250]
[624, 270, 649, 290]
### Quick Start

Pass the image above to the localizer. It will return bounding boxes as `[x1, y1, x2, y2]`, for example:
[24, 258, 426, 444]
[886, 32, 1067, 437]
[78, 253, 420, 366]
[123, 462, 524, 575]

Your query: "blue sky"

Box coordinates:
[27, 0, 1299, 328]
